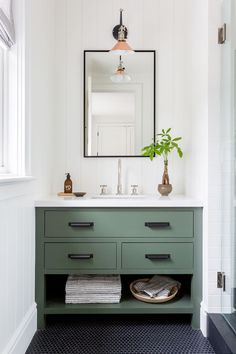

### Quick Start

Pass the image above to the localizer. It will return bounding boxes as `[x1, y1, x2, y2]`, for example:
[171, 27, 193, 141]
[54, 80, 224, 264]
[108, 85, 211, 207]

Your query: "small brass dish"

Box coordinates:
[73, 192, 86, 197]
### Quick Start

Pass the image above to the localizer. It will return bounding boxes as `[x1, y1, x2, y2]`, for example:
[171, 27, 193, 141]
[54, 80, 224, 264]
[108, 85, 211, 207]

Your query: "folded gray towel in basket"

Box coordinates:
[134, 275, 181, 298]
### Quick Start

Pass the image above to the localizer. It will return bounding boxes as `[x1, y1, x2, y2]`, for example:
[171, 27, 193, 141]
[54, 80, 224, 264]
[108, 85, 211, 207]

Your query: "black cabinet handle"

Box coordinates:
[68, 222, 94, 228]
[145, 222, 170, 228]
[145, 254, 171, 260]
[68, 254, 93, 260]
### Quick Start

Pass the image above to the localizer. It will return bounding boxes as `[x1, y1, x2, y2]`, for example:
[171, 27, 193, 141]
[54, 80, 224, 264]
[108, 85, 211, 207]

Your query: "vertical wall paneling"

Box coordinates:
[30, 0, 56, 197]
[0, 182, 36, 354]
[158, 0, 174, 128]
[54, 0, 68, 190]
[67, 0, 84, 188]
[53, 0, 193, 195]
[184, 2, 209, 325]
[96, 0, 113, 49]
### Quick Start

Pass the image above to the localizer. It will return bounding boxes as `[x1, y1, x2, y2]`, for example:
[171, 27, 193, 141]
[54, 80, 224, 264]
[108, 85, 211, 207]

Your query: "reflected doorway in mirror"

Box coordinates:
[84, 50, 156, 157]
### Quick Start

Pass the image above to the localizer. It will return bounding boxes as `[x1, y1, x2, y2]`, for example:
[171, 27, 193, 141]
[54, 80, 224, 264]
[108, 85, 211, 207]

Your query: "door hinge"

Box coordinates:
[218, 23, 226, 44]
[217, 271, 226, 291]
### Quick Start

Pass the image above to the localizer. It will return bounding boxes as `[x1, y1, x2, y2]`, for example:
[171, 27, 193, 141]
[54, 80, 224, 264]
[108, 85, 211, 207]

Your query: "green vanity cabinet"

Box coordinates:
[35, 207, 202, 329]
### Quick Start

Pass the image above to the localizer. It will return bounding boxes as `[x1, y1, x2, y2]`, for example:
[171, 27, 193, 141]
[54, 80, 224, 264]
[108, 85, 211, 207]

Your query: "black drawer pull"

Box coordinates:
[68, 254, 93, 260]
[145, 254, 171, 260]
[68, 222, 94, 228]
[145, 222, 170, 228]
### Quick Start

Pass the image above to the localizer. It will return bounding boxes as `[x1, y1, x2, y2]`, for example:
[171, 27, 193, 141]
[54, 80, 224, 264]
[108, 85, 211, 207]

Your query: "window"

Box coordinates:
[0, 46, 7, 172]
[0, 0, 27, 178]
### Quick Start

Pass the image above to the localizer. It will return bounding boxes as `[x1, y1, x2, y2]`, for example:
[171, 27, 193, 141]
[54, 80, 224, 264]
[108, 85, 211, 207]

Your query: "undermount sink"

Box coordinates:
[91, 194, 147, 199]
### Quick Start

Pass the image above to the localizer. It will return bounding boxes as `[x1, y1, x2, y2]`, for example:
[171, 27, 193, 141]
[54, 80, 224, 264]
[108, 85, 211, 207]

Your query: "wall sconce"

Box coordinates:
[110, 9, 134, 55]
[110, 56, 131, 83]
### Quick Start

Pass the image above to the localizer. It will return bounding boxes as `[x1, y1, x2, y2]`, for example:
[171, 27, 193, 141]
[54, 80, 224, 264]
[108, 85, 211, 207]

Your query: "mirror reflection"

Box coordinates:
[84, 50, 155, 157]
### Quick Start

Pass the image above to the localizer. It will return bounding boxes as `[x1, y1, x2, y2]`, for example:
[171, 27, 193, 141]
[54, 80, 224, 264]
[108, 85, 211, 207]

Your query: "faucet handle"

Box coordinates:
[131, 184, 138, 195]
[100, 185, 107, 195]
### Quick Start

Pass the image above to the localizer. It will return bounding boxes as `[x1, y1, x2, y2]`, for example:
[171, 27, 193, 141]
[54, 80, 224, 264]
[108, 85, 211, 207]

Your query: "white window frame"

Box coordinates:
[0, 46, 8, 173]
[0, 0, 28, 179]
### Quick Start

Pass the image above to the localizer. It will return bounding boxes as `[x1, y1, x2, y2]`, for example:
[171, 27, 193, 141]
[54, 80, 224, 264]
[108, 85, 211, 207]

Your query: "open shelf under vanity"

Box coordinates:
[44, 274, 193, 315]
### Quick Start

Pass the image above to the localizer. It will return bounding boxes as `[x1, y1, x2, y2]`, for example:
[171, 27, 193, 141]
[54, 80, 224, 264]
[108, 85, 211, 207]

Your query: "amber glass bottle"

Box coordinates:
[64, 173, 73, 193]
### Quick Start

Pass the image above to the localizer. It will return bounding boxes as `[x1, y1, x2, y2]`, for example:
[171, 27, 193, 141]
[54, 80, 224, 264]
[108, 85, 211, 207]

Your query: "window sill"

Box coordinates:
[0, 175, 35, 185]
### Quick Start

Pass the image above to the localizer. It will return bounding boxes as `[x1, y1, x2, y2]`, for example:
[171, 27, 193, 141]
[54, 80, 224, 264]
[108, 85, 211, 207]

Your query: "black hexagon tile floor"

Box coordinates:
[26, 315, 215, 354]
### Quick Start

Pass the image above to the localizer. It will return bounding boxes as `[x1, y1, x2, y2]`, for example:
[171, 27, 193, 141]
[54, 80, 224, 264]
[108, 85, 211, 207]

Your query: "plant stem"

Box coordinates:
[162, 155, 169, 185]
[163, 152, 168, 164]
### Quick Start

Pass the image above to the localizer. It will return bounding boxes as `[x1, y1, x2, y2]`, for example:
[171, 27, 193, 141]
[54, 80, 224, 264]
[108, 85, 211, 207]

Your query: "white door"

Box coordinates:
[96, 125, 134, 156]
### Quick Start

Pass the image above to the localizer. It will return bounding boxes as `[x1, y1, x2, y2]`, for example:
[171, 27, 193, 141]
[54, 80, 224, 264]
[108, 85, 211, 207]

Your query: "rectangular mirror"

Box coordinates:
[84, 50, 156, 157]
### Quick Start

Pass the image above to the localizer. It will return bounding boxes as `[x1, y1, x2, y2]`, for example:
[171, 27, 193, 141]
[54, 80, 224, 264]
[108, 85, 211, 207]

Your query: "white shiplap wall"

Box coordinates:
[29, 0, 56, 198]
[53, 0, 192, 196]
[0, 182, 36, 354]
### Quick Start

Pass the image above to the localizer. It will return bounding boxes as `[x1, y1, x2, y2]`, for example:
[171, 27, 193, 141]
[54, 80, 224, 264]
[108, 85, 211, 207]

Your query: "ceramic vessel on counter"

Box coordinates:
[158, 183, 172, 196]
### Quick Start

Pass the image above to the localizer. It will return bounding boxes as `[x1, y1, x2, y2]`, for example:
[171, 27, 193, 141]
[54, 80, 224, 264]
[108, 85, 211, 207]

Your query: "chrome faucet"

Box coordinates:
[117, 159, 122, 195]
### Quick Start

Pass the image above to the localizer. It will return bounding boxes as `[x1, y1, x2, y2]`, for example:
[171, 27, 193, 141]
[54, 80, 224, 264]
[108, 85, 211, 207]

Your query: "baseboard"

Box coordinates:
[3, 303, 37, 354]
[200, 302, 208, 337]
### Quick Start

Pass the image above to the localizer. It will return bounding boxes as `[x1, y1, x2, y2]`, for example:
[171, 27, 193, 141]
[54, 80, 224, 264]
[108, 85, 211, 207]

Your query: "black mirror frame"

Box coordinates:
[83, 49, 156, 158]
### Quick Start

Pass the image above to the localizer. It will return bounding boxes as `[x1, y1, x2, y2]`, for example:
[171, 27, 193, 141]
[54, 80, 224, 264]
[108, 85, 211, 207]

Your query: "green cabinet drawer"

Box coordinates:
[45, 243, 117, 270]
[122, 243, 193, 270]
[44, 209, 193, 238]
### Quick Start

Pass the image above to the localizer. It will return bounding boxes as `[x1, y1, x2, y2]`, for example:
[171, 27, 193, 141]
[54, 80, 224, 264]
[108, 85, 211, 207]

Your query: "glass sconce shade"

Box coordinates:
[110, 71, 131, 83]
[110, 56, 131, 83]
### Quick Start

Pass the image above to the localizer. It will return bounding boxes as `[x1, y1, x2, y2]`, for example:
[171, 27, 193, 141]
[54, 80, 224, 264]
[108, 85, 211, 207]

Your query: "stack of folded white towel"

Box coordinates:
[65, 275, 122, 304]
[133, 275, 181, 298]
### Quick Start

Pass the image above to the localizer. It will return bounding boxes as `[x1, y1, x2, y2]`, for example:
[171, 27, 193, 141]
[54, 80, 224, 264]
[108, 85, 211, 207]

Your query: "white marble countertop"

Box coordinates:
[35, 194, 203, 208]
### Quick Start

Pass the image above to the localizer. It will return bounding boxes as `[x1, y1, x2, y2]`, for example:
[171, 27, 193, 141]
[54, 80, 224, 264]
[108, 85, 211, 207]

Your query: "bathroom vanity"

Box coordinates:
[35, 196, 202, 329]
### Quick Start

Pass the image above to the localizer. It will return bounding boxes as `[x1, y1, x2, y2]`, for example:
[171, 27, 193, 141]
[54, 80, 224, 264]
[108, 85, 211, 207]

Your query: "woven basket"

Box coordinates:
[130, 278, 178, 304]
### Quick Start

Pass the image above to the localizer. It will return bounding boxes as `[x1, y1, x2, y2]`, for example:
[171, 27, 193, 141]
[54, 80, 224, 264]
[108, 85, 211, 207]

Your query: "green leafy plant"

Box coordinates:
[142, 128, 183, 185]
